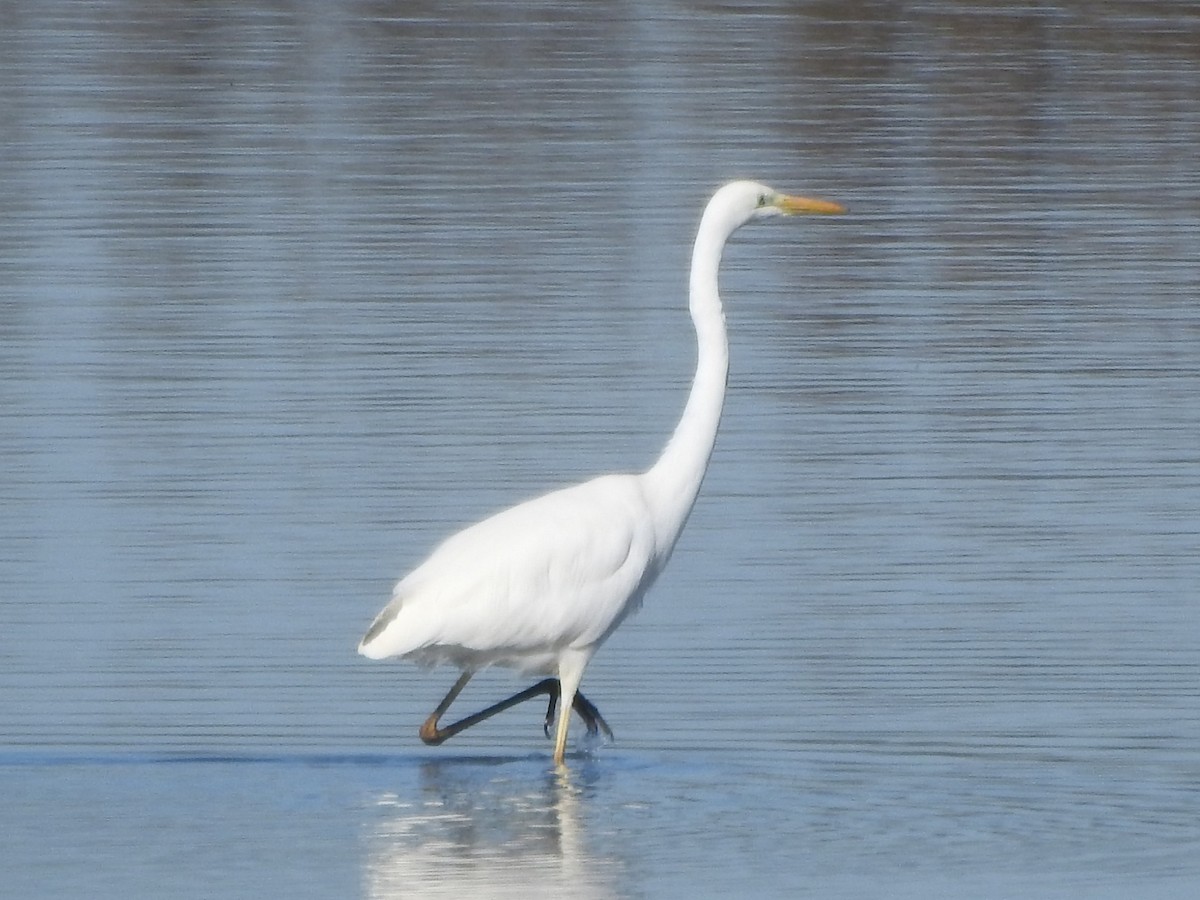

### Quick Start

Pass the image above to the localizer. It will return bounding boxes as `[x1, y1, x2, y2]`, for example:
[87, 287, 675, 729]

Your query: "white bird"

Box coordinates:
[359, 180, 844, 764]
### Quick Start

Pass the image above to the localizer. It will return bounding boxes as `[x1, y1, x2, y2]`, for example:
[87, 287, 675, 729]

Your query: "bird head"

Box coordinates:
[712, 180, 845, 229]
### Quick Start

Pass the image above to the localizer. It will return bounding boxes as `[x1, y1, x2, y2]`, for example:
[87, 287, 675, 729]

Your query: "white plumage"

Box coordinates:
[359, 474, 659, 671]
[358, 180, 843, 763]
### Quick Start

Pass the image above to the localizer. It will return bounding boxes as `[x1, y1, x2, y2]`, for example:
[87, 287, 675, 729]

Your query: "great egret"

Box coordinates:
[359, 180, 844, 764]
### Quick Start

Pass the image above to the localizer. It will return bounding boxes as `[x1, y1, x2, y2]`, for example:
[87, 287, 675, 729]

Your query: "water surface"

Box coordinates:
[2, 2, 1198, 897]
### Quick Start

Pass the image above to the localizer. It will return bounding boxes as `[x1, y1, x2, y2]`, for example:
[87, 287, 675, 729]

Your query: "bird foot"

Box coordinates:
[543, 680, 614, 742]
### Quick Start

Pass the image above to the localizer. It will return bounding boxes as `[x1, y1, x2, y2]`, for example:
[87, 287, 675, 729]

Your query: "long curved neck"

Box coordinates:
[642, 206, 733, 545]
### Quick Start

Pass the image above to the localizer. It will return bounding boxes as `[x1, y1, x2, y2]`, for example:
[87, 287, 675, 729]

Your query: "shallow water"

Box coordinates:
[2, 2, 1199, 897]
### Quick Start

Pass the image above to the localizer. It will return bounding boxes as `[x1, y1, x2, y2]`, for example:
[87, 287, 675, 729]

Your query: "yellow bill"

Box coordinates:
[776, 194, 845, 215]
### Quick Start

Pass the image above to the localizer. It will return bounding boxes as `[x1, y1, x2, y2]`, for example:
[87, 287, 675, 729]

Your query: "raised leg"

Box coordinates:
[419, 670, 473, 744]
[418, 674, 611, 747]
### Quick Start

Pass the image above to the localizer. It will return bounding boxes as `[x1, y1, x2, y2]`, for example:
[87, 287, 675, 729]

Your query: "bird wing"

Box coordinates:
[358, 473, 658, 666]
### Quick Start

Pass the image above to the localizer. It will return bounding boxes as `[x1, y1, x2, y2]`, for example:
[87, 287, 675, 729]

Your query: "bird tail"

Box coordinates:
[357, 599, 402, 659]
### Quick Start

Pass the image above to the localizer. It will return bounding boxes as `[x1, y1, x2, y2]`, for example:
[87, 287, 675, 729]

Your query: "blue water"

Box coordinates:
[2, 2, 1199, 897]
[6, 749, 1199, 899]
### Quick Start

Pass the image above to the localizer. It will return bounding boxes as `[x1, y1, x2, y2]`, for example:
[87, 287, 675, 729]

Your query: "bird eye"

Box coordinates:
[756, 193, 768, 207]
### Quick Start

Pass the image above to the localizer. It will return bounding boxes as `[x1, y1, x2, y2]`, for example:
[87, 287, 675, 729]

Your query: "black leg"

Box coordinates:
[544, 681, 614, 741]
[419, 675, 612, 746]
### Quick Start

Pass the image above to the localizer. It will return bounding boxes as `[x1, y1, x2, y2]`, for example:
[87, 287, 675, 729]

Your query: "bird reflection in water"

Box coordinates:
[362, 760, 620, 899]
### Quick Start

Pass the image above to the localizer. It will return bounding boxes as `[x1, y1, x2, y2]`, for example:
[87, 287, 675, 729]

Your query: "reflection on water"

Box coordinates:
[364, 761, 617, 900]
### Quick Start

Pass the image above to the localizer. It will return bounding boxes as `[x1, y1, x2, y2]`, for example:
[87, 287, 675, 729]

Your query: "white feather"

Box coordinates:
[355, 180, 843, 761]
